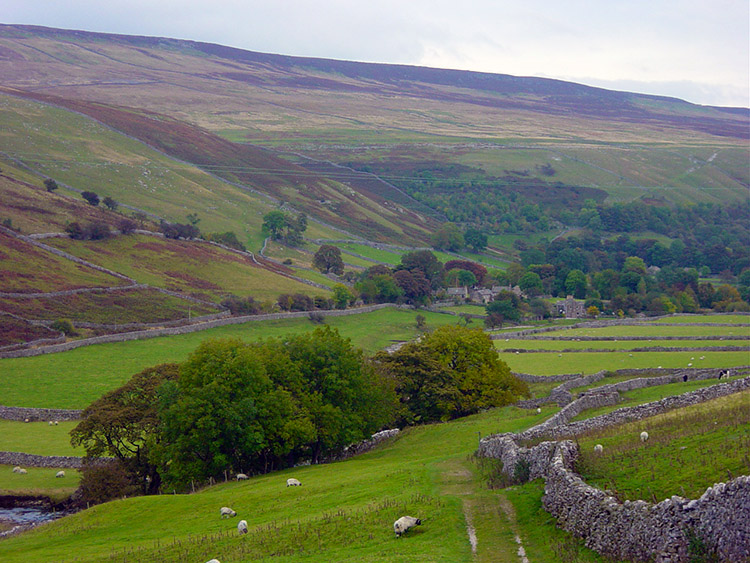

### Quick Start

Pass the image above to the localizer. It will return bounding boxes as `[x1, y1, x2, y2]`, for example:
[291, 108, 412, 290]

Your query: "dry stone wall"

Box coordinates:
[478, 376, 750, 562]
[0, 406, 82, 422]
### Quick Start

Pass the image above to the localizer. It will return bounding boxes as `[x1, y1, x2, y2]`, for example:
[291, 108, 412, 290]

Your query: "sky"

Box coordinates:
[5, 0, 749, 108]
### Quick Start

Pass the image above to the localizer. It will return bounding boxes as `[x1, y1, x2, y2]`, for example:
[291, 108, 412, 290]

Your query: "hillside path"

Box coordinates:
[438, 457, 529, 562]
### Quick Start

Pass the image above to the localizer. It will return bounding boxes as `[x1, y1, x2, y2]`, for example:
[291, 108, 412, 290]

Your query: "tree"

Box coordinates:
[262, 210, 287, 240]
[71, 364, 179, 494]
[374, 325, 528, 424]
[313, 245, 345, 275]
[431, 223, 464, 251]
[332, 284, 354, 309]
[44, 178, 58, 193]
[393, 269, 431, 305]
[564, 269, 588, 299]
[464, 227, 487, 252]
[398, 250, 444, 289]
[485, 291, 521, 324]
[81, 191, 100, 206]
[103, 196, 118, 211]
[519, 272, 543, 296]
[444, 260, 487, 284]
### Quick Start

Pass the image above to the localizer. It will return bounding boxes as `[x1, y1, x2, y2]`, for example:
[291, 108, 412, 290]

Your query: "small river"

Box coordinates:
[0, 506, 67, 537]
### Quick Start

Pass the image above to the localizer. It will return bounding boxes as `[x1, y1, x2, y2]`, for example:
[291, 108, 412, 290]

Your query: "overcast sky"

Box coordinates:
[5, 0, 749, 107]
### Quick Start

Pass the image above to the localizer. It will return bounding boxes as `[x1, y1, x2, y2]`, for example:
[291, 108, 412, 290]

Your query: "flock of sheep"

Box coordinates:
[593, 430, 649, 454]
[203, 475, 422, 562]
[11, 466, 65, 478]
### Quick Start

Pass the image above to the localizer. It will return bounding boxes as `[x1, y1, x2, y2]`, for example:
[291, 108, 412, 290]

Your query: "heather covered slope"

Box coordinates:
[0, 23, 746, 216]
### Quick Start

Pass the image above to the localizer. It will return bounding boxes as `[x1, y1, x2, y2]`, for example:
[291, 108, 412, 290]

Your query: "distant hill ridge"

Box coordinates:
[0, 23, 747, 140]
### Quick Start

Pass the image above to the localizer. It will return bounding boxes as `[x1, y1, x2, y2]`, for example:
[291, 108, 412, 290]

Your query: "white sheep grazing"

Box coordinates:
[17, 468, 27, 475]
[594, 444, 603, 454]
[640, 431, 649, 443]
[237, 520, 248, 535]
[12, 466, 23, 473]
[54, 421, 59, 425]
[393, 515, 421, 537]
[536, 407, 541, 414]
[236, 473, 249, 480]
[56, 470, 65, 478]
[205, 559, 221, 563]
[286, 478, 301, 487]
[220, 506, 237, 518]
[49, 421, 53, 426]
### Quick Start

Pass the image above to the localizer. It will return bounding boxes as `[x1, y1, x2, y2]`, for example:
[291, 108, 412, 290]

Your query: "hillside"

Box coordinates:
[0, 23, 747, 219]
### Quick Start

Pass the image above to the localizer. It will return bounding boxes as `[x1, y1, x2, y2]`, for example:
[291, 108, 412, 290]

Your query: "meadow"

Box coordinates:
[575, 391, 750, 501]
[0, 420, 81, 457]
[0, 404, 599, 563]
[0, 465, 80, 503]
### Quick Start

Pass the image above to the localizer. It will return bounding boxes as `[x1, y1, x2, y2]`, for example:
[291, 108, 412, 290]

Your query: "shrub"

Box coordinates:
[117, 218, 137, 235]
[81, 191, 100, 206]
[50, 319, 76, 336]
[44, 178, 58, 192]
[76, 459, 138, 507]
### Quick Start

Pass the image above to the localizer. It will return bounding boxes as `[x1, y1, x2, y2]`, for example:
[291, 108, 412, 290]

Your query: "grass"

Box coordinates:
[501, 350, 750, 376]
[495, 338, 749, 351]
[0, 420, 81, 457]
[438, 304, 487, 316]
[643, 314, 750, 324]
[0, 465, 80, 503]
[569, 375, 747, 421]
[46, 234, 329, 303]
[575, 391, 750, 501]
[0, 308, 459, 409]
[0, 404, 563, 563]
[548, 325, 750, 338]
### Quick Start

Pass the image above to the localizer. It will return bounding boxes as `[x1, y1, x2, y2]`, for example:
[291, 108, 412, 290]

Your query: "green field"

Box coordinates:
[576, 391, 750, 501]
[0, 403, 597, 563]
[0, 420, 81, 457]
[0, 308, 458, 409]
[501, 350, 750, 376]
[0, 465, 80, 503]
[547, 325, 750, 338]
[495, 338, 749, 351]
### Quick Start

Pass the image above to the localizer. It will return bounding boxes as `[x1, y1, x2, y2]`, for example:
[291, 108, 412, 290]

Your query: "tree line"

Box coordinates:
[70, 325, 528, 503]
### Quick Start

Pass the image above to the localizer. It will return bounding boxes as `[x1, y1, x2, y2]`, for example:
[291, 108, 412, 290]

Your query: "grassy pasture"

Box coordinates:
[0, 420, 81, 457]
[495, 338, 749, 351]
[0, 403, 589, 563]
[336, 243, 404, 265]
[575, 391, 750, 501]
[642, 314, 750, 324]
[0, 465, 80, 503]
[46, 234, 328, 303]
[502, 350, 750, 376]
[546, 324, 750, 338]
[0, 308, 459, 409]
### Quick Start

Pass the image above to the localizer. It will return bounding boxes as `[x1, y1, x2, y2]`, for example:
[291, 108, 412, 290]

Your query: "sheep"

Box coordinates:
[594, 444, 603, 454]
[536, 407, 541, 414]
[718, 369, 730, 380]
[236, 473, 249, 480]
[393, 515, 421, 537]
[12, 466, 23, 473]
[49, 421, 53, 426]
[205, 559, 221, 563]
[54, 421, 59, 425]
[220, 506, 237, 518]
[237, 520, 248, 535]
[640, 431, 649, 443]
[55, 470, 65, 478]
[17, 468, 27, 475]
[286, 478, 301, 487]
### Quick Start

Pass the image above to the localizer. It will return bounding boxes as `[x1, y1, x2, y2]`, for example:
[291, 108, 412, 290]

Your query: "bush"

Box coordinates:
[117, 218, 137, 235]
[76, 460, 138, 507]
[221, 295, 261, 316]
[81, 191, 100, 206]
[50, 319, 76, 336]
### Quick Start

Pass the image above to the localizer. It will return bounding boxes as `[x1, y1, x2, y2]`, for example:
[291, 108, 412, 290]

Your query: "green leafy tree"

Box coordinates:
[332, 284, 354, 309]
[262, 210, 287, 240]
[564, 269, 588, 298]
[398, 250, 444, 289]
[519, 271, 543, 296]
[71, 364, 179, 494]
[44, 178, 58, 192]
[374, 325, 528, 423]
[431, 223, 464, 251]
[464, 227, 488, 252]
[313, 244, 345, 275]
